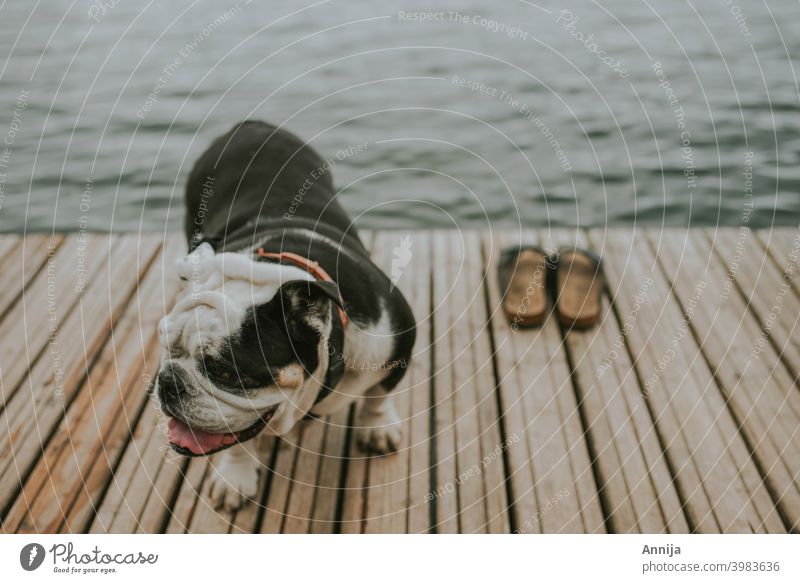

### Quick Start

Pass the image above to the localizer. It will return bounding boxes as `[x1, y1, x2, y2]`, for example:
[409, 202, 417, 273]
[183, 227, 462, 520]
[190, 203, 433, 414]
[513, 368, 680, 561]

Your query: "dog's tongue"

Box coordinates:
[168, 417, 238, 455]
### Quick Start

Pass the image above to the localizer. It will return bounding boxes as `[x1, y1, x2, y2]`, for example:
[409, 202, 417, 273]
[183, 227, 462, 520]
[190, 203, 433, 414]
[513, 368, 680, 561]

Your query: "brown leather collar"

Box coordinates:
[256, 248, 348, 329]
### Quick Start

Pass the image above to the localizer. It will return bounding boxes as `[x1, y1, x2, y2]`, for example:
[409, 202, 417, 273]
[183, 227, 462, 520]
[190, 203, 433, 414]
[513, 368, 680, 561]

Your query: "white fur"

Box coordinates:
[161, 243, 314, 360]
[354, 385, 402, 453]
[157, 242, 405, 509]
[207, 438, 262, 511]
[156, 243, 321, 434]
[310, 307, 396, 416]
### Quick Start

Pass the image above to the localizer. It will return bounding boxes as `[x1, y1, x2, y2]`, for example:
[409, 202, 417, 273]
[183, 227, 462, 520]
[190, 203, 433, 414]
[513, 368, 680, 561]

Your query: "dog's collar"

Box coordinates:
[256, 248, 348, 330]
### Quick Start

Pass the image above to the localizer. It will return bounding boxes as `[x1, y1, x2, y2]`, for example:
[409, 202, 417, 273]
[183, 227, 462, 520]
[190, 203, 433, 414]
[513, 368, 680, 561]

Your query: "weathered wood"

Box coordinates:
[1, 230, 797, 533]
[483, 233, 541, 533]
[259, 432, 302, 533]
[0, 235, 158, 523]
[164, 460, 208, 533]
[467, 236, 511, 535]
[0, 235, 60, 321]
[445, 232, 490, 533]
[89, 401, 183, 533]
[594, 229, 782, 533]
[280, 419, 329, 533]
[485, 231, 606, 533]
[503, 231, 604, 534]
[553, 230, 689, 534]
[404, 232, 433, 534]
[736, 230, 800, 384]
[10, 235, 182, 533]
[309, 409, 350, 533]
[660, 230, 799, 530]
[0, 236, 107, 416]
[362, 233, 414, 534]
[430, 231, 461, 533]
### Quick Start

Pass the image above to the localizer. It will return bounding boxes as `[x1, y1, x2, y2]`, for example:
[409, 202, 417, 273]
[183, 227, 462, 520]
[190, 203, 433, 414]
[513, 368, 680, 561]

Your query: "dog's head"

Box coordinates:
[153, 243, 342, 456]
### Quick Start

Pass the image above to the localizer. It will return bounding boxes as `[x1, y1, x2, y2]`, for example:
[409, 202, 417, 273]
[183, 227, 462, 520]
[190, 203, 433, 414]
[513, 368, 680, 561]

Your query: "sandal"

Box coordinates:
[497, 245, 552, 328]
[553, 247, 603, 329]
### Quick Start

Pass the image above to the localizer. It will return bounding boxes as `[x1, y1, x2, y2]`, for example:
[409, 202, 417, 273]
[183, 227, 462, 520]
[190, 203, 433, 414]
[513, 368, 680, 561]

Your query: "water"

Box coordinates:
[1, 0, 799, 232]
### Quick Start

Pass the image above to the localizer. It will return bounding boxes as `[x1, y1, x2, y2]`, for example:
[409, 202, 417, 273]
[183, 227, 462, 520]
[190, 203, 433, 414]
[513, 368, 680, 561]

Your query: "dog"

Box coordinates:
[153, 120, 416, 510]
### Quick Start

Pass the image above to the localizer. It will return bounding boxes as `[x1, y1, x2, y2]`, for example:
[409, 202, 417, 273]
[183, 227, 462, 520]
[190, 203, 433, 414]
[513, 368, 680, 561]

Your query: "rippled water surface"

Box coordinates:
[1, 0, 799, 231]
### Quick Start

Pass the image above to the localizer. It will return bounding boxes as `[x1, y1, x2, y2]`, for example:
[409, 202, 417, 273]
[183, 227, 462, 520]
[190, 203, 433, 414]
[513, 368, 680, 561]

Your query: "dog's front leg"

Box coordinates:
[207, 438, 262, 511]
[355, 384, 403, 454]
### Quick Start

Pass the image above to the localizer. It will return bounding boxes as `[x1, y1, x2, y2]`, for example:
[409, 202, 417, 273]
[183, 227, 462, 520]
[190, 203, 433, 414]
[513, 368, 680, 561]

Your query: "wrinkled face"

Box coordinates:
[153, 243, 341, 456]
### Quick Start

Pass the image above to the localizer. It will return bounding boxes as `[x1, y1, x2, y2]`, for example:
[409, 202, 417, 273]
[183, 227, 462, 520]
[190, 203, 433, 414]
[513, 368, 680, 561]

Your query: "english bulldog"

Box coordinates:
[153, 120, 416, 510]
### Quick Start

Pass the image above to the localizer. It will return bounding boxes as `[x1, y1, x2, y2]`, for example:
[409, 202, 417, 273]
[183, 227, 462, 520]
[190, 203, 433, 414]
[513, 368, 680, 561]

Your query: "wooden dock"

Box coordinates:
[0, 228, 798, 533]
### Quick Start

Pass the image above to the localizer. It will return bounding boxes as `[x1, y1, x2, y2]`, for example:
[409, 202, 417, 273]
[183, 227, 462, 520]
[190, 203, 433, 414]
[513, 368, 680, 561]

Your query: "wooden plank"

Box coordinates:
[462, 232, 511, 533]
[12, 236, 178, 533]
[654, 231, 788, 533]
[502, 233, 604, 534]
[362, 233, 415, 534]
[429, 231, 460, 533]
[757, 228, 799, 298]
[739, 230, 800, 382]
[593, 229, 781, 533]
[660, 230, 799, 530]
[485, 231, 605, 533]
[0, 235, 109, 415]
[164, 460, 208, 533]
[551, 229, 688, 533]
[0, 235, 58, 320]
[403, 232, 433, 534]
[259, 432, 302, 533]
[280, 420, 328, 533]
[0, 236, 117, 521]
[445, 233, 489, 532]
[9, 228, 793, 534]
[90, 401, 182, 533]
[309, 408, 350, 533]
[337, 406, 369, 533]
[62, 235, 185, 532]
[424, 232, 510, 533]
[483, 233, 540, 533]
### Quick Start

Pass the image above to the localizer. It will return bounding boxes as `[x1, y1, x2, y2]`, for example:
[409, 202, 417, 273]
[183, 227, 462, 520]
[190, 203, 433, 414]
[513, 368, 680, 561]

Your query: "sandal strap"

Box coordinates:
[498, 244, 554, 267]
[554, 246, 603, 271]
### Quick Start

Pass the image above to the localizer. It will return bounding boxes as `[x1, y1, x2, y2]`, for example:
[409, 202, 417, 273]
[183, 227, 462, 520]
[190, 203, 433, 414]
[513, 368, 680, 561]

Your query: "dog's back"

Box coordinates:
[184, 120, 356, 249]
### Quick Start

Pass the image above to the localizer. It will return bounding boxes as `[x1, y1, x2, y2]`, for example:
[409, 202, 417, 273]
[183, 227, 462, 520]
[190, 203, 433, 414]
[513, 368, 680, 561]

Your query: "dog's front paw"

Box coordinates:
[207, 457, 260, 511]
[355, 409, 403, 454]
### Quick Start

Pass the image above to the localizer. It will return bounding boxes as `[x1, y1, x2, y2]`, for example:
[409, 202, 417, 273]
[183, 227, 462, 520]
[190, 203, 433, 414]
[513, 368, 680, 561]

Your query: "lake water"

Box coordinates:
[1, 0, 799, 232]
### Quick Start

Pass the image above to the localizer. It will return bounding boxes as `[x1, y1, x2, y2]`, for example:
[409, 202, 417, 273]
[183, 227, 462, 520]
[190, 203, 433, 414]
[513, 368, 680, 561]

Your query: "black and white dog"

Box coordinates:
[153, 120, 415, 510]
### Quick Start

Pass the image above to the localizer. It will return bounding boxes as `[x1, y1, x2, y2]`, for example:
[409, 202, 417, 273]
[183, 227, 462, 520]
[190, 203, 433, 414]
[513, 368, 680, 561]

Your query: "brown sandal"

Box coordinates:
[497, 245, 552, 328]
[554, 247, 603, 329]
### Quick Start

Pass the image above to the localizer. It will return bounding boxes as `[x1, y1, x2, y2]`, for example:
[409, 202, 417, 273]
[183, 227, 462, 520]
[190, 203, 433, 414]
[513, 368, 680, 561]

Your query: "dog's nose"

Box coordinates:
[157, 362, 189, 406]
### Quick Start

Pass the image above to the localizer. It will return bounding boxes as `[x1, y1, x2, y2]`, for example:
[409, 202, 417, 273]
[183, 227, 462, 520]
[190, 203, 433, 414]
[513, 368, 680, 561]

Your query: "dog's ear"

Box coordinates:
[176, 242, 215, 281]
[280, 280, 343, 311]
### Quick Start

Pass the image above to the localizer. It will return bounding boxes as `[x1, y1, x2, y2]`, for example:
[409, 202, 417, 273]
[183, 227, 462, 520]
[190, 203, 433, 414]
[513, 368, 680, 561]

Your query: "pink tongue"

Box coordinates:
[168, 417, 238, 455]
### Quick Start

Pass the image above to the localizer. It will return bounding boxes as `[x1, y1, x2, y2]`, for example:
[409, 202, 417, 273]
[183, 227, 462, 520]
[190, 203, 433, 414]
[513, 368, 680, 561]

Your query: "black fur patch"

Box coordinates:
[195, 280, 349, 393]
[182, 119, 417, 402]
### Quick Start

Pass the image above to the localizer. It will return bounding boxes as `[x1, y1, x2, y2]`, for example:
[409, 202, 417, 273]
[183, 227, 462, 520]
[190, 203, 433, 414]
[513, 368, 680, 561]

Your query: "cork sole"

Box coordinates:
[555, 250, 602, 329]
[500, 249, 550, 328]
